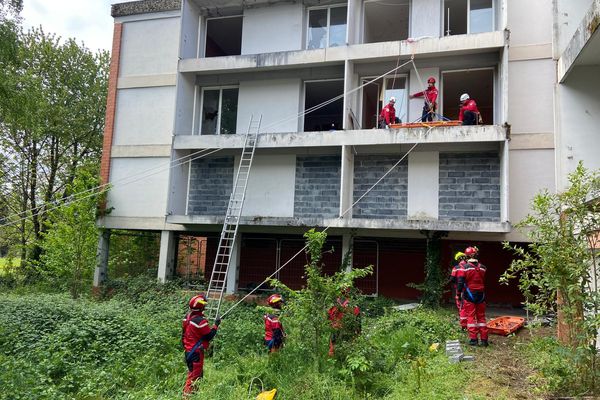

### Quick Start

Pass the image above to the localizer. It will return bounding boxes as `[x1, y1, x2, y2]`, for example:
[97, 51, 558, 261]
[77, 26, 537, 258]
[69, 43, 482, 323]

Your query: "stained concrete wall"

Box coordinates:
[295, 155, 341, 218]
[113, 87, 175, 145]
[353, 155, 408, 219]
[240, 154, 296, 217]
[119, 17, 180, 76]
[556, 66, 600, 190]
[507, 0, 553, 46]
[554, 0, 595, 56]
[237, 79, 302, 134]
[107, 158, 170, 217]
[241, 3, 304, 54]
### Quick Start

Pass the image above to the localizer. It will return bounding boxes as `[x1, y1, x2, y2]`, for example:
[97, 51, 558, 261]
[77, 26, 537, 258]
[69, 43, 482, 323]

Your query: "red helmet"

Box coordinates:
[427, 76, 436, 84]
[189, 294, 208, 311]
[464, 246, 479, 257]
[267, 293, 283, 308]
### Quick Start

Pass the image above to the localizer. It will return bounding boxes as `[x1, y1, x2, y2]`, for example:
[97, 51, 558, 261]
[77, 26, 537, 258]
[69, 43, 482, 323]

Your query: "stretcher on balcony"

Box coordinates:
[389, 120, 462, 129]
[486, 316, 526, 336]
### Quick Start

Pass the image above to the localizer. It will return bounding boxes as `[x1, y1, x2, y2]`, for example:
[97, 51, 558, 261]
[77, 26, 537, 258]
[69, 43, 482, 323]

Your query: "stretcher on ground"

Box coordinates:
[389, 120, 462, 129]
[486, 316, 526, 336]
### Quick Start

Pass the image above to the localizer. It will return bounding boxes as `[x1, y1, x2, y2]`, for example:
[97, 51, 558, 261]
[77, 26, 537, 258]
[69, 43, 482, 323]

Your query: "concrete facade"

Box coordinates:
[94, 0, 594, 300]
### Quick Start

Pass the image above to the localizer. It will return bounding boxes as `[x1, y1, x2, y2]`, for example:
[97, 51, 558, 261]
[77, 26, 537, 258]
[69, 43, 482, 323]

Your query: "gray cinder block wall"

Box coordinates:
[438, 152, 501, 222]
[294, 155, 341, 218]
[188, 156, 234, 215]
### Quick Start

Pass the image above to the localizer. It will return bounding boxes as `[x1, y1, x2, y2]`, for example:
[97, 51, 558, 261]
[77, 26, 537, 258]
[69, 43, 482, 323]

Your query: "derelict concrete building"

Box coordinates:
[94, 0, 598, 304]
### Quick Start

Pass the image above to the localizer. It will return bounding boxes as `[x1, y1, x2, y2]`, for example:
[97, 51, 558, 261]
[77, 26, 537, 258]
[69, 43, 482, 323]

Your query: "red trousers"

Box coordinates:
[183, 351, 205, 395]
[463, 300, 488, 340]
[454, 295, 467, 329]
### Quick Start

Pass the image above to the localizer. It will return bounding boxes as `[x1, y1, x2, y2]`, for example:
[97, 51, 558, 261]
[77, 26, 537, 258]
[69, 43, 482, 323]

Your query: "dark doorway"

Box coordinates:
[205, 16, 243, 57]
[304, 80, 344, 132]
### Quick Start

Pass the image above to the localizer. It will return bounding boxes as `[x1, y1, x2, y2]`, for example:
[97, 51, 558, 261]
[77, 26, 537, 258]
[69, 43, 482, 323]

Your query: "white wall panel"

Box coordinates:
[408, 151, 439, 220]
[241, 4, 303, 54]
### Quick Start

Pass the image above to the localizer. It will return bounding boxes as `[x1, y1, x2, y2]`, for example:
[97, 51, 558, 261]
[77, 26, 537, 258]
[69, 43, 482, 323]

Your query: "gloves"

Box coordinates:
[214, 317, 222, 327]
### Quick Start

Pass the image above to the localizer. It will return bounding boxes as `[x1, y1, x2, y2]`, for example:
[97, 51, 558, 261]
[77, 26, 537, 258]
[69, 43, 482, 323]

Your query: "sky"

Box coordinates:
[21, 0, 136, 53]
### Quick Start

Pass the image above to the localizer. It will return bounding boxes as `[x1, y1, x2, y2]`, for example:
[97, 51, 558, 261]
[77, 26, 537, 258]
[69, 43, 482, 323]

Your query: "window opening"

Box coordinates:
[361, 75, 407, 128]
[363, 0, 409, 43]
[200, 87, 239, 135]
[303, 80, 344, 132]
[444, 0, 493, 36]
[441, 69, 494, 124]
[205, 16, 243, 57]
[307, 6, 347, 49]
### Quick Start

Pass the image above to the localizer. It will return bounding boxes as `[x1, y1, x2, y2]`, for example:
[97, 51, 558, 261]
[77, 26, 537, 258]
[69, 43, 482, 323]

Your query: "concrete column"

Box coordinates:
[342, 233, 353, 272]
[407, 151, 439, 220]
[158, 230, 177, 282]
[226, 235, 241, 294]
[500, 141, 510, 222]
[340, 145, 355, 218]
[93, 230, 111, 287]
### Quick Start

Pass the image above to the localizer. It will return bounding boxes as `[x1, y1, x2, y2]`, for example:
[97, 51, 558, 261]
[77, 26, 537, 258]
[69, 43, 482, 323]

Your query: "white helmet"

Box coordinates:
[460, 93, 470, 102]
[389, 96, 396, 103]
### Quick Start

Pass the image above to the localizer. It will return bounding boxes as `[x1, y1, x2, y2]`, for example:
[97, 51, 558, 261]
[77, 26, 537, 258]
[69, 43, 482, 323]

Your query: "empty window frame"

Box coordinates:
[443, 0, 493, 36]
[361, 75, 408, 129]
[204, 16, 243, 57]
[307, 5, 347, 49]
[303, 79, 344, 132]
[441, 68, 494, 124]
[363, 0, 410, 44]
[199, 87, 239, 135]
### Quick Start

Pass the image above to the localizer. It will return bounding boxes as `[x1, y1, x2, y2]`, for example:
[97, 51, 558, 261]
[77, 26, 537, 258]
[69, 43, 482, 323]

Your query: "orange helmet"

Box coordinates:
[464, 246, 479, 257]
[267, 293, 283, 308]
[427, 76, 436, 84]
[188, 293, 208, 311]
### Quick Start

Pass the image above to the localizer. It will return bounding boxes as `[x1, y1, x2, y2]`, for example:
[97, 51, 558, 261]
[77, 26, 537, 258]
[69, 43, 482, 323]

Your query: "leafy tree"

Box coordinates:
[502, 162, 600, 392]
[0, 27, 109, 267]
[39, 167, 105, 298]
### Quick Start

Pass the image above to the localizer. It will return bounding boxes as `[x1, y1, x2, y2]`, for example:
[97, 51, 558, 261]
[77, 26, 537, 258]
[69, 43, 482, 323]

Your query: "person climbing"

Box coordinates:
[457, 246, 489, 347]
[410, 76, 438, 122]
[378, 97, 397, 128]
[181, 293, 220, 396]
[264, 293, 285, 353]
[328, 289, 361, 356]
[450, 251, 468, 329]
[459, 93, 482, 125]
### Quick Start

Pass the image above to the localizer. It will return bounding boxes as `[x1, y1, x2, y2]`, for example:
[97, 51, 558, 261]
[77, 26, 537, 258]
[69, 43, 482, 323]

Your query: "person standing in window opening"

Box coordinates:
[410, 76, 438, 122]
[459, 93, 483, 125]
[378, 97, 397, 128]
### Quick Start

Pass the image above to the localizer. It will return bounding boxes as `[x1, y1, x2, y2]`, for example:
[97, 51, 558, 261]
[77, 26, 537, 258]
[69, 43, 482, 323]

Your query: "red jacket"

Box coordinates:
[264, 313, 284, 341]
[459, 99, 480, 121]
[457, 260, 486, 293]
[328, 298, 360, 330]
[182, 311, 218, 352]
[379, 102, 396, 125]
[412, 87, 438, 109]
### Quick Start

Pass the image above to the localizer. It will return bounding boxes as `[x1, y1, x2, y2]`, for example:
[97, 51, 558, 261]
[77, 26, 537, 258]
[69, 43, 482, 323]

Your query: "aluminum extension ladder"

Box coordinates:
[204, 115, 262, 321]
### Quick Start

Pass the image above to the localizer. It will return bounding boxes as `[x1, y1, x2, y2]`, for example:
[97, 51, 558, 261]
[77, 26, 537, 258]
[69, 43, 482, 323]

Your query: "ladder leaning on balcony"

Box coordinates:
[204, 115, 262, 321]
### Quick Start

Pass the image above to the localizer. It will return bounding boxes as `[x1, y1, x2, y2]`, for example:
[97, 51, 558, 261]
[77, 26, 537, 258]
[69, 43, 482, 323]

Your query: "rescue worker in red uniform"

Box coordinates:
[328, 291, 361, 356]
[450, 251, 468, 329]
[181, 294, 220, 396]
[459, 93, 482, 126]
[264, 293, 285, 353]
[457, 246, 489, 346]
[378, 97, 397, 128]
[410, 77, 438, 122]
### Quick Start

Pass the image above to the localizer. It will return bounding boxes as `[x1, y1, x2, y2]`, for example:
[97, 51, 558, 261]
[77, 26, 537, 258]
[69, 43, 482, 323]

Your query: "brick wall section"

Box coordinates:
[188, 157, 234, 215]
[99, 23, 122, 188]
[294, 156, 341, 218]
[353, 155, 408, 219]
[439, 152, 501, 222]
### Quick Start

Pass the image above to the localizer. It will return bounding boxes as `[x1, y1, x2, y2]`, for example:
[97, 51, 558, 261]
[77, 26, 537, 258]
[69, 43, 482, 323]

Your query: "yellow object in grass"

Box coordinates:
[256, 389, 277, 400]
[429, 342, 440, 352]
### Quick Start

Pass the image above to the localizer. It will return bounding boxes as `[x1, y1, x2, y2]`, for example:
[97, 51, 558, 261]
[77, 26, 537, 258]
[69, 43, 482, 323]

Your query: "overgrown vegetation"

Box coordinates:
[503, 162, 600, 396]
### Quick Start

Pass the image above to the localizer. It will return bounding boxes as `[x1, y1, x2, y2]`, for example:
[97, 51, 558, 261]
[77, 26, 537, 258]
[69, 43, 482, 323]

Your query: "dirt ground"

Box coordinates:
[462, 310, 554, 400]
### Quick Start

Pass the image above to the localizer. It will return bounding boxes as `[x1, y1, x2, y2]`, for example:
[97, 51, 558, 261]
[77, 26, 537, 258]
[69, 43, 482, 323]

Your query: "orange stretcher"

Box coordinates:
[389, 120, 462, 129]
[486, 316, 526, 336]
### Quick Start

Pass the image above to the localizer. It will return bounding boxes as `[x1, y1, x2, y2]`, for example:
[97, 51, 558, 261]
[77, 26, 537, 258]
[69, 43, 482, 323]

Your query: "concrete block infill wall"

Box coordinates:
[188, 156, 234, 215]
[294, 155, 341, 218]
[439, 152, 501, 222]
[353, 155, 408, 219]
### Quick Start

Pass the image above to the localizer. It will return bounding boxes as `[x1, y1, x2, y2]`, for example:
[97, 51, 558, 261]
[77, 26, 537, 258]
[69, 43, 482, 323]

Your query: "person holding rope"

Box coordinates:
[410, 76, 438, 122]
[181, 293, 221, 396]
[264, 293, 285, 353]
[459, 93, 482, 125]
[378, 96, 398, 128]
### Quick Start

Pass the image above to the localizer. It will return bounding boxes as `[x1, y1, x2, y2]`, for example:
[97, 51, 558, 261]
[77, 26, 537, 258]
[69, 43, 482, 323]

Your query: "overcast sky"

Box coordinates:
[21, 0, 136, 53]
